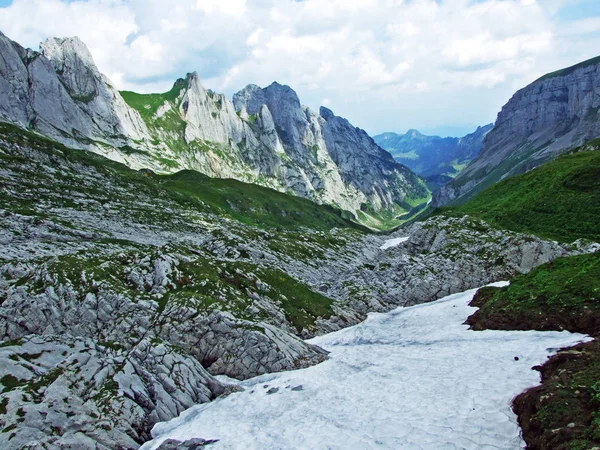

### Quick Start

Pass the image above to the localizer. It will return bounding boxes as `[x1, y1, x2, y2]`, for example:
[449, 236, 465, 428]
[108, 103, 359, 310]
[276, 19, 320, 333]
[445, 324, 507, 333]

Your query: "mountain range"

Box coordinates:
[1, 28, 600, 450]
[0, 32, 428, 229]
[373, 124, 493, 185]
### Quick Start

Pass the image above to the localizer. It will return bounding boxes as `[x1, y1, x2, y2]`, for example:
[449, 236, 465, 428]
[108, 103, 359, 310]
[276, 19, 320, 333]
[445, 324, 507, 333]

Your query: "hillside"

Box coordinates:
[438, 141, 600, 243]
[0, 120, 582, 449]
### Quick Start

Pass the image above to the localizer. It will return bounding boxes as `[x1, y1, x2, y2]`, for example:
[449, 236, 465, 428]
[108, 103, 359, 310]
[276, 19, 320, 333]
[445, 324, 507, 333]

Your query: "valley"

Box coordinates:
[141, 284, 587, 450]
[0, 26, 599, 450]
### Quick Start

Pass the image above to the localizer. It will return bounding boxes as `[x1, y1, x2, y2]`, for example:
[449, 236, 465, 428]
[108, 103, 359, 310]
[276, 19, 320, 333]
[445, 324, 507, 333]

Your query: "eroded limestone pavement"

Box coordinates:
[0, 132, 598, 449]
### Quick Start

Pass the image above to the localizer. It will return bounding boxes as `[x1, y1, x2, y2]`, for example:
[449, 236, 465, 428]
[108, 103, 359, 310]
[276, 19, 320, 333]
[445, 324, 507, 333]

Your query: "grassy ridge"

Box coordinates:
[439, 145, 600, 243]
[158, 170, 365, 231]
[120, 78, 188, 122]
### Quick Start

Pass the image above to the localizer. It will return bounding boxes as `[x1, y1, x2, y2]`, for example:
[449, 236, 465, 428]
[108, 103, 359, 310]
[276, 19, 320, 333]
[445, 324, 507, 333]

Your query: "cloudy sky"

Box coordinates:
[1, 0, 599, 137]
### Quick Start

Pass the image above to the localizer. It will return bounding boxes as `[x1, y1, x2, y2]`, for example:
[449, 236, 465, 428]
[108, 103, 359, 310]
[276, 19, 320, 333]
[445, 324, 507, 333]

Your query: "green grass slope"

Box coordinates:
[120, 78, 188, 122]
[0, 122, 364, 232]
[157, 170, 365, 231]
[439, 143, 600, 243]
[467, 252, 600, 335]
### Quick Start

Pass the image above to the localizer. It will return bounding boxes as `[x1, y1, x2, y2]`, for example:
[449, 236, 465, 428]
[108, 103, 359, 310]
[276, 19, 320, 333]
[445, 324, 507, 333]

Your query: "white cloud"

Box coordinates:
[0, 0, 598, 136]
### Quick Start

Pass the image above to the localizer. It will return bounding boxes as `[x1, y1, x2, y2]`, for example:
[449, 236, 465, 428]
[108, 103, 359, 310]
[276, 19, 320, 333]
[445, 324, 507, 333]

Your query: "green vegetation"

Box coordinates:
[536, 55, 600, 83]
[247, 266, 334, 332]
[171, 259, 335, 332]
[247, 113, 258, 125]
[121, 80, 191, 155]
[467, 252, 600, 335]
[391, 149, 419, 160]
[447, 143, 548, 206]
[0, 375, 27, 393]
[19, 250, 334, 333]
[513, 340, 600, 450]
[120, 78, 188, 122]
[439, 146, 600, 243]
[158, 170, 366, 231]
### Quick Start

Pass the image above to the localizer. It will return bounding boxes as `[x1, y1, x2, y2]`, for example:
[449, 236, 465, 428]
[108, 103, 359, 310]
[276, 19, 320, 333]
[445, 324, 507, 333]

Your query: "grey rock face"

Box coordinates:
[0, 32, 429, 225]
[41, 37, 150, 142]
[0, 32, 150, 154]
[0, 336, 222, 450]
[232, 82, 428, 213]
[157, 438, 218, 449]
[320, 105, 422, 211]
[233, 83, 266, 115]
[434, 57, 600, 206]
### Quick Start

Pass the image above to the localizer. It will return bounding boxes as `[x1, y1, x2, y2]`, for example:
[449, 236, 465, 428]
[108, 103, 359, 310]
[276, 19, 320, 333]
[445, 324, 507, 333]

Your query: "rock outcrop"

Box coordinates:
[434, 56, 600, 206]
[0, 31, 429, 225]
[0, 32, 150, 153]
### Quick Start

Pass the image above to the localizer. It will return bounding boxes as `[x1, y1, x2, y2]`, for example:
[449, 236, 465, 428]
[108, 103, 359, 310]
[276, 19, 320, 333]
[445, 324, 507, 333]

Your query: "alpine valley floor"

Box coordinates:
[141, 283, 588, 450]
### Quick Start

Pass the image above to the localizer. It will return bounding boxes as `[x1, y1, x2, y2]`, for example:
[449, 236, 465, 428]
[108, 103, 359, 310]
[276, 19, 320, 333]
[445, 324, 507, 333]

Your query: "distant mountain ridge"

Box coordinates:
[0, 31, 429, 228]
[373, 125, 493, 184]
[433, 55, 600, 206]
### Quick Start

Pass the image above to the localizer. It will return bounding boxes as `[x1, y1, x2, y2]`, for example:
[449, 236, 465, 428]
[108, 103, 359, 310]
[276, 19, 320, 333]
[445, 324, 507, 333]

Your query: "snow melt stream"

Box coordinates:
[141, 283, 588, 450]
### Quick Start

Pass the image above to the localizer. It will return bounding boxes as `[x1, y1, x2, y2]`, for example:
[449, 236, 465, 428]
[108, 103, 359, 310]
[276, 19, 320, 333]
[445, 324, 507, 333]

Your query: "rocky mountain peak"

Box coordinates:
[0, 31, 430, 226]
[319, 106, 335, 121]
[40, 36, 99, 100]
[233, 83, 265, 114]
[183, 71, 207, 95]
[263, 81, 301, 107]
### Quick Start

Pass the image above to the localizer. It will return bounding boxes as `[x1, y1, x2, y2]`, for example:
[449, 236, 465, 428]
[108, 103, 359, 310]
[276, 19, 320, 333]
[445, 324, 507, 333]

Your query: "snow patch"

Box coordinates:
[141, 283, 589, 450]
[380, 236, 410, 250]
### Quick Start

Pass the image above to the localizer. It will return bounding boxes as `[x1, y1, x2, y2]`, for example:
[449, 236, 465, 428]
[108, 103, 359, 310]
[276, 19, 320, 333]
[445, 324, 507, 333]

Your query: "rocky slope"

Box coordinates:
[434, 55, 600, 206]
[373, 124, 493, 184]
[0, 31, 428, 227]
[1, 123, 596, 449]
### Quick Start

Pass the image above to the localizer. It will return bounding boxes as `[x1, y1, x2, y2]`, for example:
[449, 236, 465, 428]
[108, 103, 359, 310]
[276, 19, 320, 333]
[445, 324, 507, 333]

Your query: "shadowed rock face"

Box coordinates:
[233, 82, 427, 212]
[433, 56, 600, 206]
[0, 32, 429, 222]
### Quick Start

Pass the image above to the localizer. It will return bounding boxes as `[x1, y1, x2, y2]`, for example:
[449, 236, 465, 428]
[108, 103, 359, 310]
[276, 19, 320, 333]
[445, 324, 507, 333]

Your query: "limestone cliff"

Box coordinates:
[434, 56, 600, 206]
[0, 31, 429, 226]
[0, 32, 151, 155]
